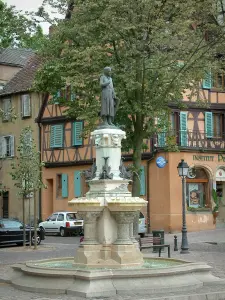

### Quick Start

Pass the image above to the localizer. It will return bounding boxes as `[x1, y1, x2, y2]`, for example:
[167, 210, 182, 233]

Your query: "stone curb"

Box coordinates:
[150, 291, 225, 299]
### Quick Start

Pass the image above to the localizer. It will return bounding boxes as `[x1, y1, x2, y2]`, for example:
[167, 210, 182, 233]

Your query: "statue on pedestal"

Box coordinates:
[100, 67, 120, 126]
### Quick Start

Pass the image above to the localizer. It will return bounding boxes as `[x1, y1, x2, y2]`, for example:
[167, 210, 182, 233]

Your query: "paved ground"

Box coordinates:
[1, 229, 225, 299]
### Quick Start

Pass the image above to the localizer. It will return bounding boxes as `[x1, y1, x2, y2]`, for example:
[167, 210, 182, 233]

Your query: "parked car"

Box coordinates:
[0, 218, 45, 246]
[39, 211, 84, 237]
[139, 212, 147, 237]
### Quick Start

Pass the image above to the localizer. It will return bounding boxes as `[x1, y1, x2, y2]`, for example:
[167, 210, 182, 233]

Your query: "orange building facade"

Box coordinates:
[37, 84, 225, 232]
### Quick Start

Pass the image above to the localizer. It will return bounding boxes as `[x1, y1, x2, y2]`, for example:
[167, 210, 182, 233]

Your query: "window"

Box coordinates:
[213, 73, 225, 90]
[57, 214, 64, 221]
[66, 213, 77, 221]
[50, 124, 64, 148]
[186, 168, 210, 210]
[205, 112, 224, 138]
[72, 121, 83, 146]
[56, 174, 62, 198]
[49, 214, 58, 221]
[21, 94, 31, 117]
[0, 135, 14, 158]
[2, 98, 11, 121]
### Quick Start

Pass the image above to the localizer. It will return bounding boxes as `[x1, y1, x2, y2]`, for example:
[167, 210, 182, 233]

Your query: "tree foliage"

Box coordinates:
[0, 0, 46, 49]
[10, 127, 46, 247]
[34, 0, 225, 195]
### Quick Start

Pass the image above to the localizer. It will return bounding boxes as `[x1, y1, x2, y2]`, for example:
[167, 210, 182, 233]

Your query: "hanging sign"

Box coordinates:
[156, 156, 167, 168]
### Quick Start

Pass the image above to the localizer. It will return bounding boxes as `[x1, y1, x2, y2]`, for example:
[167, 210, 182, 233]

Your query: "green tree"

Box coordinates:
[34, 0, 225, 196]
[10, 127, 46, 249]
[0, 0, 46, 49]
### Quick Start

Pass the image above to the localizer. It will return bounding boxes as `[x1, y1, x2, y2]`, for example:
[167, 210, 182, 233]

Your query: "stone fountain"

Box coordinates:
[69, 126, 146, 268]
[7, 68, 225, 298]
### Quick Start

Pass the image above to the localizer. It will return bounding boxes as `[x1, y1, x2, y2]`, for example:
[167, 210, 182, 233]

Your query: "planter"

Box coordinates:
[212, 211, 219, 225]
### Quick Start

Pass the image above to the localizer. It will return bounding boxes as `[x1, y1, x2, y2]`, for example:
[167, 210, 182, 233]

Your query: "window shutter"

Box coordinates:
[72, 121, 83, 146]
[62, 174, 68, 198]
[205, 112, 213, 138]
[202, 71, 212, 89]
[180, 112, 188, 146]
[0, 137, 6, 158]
[50, 125, 63, 148]
[22, 94, 31, 117]
[53, 91, 60, 104]
[140, 166, 146, 196]
[10, 135, 15, 157]
[74, 171, 82, 197]
[157, 118, 166, 147]
[3, 99, 11, 121]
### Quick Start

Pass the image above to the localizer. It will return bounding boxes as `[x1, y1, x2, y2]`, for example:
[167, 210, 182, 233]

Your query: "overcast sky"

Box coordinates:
[4, 0, 54, 33]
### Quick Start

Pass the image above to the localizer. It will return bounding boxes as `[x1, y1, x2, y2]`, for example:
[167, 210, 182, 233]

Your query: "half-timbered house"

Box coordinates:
[37, 75, 225, 232]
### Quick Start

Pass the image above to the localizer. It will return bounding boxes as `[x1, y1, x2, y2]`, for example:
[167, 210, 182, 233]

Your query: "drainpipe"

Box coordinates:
[38, 122, 42, 221]
[146, 152, 155, 234]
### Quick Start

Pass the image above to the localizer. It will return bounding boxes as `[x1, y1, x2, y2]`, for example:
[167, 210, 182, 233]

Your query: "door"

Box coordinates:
[44, 213, 58, 233]
[56, 213, 65, 232]
[2, 192, 9, 218]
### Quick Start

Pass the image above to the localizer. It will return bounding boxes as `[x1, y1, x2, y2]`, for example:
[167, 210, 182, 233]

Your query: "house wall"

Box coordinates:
[0, 92, 42, 222]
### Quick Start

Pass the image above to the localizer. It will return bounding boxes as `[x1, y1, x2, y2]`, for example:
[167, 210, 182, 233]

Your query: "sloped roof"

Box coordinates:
[0, 55, 42, 96]
[0, 48, 34, 67]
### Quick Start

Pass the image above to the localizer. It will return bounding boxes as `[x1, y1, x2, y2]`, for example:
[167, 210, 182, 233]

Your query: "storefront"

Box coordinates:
[149, 152, 225, 232]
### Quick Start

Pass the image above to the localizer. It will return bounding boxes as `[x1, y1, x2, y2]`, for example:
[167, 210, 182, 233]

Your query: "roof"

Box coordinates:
[0, 48, 34, 67]
[0, 55, 42, 96]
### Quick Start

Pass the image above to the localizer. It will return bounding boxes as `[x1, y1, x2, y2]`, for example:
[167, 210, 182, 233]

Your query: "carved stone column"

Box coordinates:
[129, 222, 139, 247]
[112, 211, 135, 245]
[78, 211, 101, 245]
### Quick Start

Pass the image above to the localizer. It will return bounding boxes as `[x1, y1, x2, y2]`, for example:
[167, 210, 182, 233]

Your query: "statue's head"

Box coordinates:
[104, 67, 111, 76]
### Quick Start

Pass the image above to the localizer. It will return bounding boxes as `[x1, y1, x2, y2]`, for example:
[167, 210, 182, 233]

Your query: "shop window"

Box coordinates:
[186, 168, 210, 210]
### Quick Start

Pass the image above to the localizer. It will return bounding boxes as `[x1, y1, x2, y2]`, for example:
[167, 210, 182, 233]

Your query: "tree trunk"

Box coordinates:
[29, 197, 31, 248]
[34, 190, 37, 250]
[23, 195, 26, 248]
[132, 117, 143, 237]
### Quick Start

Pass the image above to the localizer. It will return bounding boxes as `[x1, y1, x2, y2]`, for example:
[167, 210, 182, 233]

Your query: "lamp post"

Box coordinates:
[177, 159, 189, 254]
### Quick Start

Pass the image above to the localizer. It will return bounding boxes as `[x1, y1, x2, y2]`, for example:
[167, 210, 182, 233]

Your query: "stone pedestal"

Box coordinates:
[79, 211, 101, 245]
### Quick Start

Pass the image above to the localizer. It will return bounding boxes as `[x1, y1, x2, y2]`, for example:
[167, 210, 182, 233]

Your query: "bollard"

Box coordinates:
[174, 235, 178, 251]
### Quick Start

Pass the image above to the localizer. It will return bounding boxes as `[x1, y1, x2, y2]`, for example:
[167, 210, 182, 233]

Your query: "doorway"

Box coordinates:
[2, 191, 9, 218]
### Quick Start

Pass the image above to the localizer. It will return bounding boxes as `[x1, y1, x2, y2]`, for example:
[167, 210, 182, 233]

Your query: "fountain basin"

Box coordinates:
[9, 256, 225, 298]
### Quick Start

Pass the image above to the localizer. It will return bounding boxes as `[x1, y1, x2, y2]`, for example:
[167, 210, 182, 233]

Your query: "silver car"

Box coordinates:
[139, 212, 147, 237]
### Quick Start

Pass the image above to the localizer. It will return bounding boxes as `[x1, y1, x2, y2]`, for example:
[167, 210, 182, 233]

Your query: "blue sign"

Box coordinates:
[156, 157, 167, 168]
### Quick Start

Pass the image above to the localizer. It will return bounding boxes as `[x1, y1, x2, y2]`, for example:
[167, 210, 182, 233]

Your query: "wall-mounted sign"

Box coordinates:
[193, 154, 225, 162]
[156, 157, 167, 168]
[216, 168, 225, 181]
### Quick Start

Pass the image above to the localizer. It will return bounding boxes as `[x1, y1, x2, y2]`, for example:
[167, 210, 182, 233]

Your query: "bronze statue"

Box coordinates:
[100, 67, 119, 126]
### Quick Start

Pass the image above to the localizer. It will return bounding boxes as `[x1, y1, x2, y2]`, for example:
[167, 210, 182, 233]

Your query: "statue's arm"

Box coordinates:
[100, 76, 110, 88]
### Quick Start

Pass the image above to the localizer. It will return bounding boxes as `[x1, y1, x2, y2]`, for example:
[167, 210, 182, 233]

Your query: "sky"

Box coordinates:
[4, 0, 56, 34]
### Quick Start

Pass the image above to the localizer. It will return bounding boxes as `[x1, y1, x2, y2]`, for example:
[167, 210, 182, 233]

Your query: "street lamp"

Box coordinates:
[177, 159, 189, 254]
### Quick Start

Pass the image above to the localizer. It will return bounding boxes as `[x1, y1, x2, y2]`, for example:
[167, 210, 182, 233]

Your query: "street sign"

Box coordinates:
[156, 156, 167, 168]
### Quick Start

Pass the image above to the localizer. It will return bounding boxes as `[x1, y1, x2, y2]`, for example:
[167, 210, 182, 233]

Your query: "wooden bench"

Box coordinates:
[139, 235, 171, 258]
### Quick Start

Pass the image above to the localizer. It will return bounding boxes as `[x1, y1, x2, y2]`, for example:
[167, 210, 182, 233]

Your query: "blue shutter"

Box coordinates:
[180, 112, 188, 147]
[140, 166, 146, 196]
[157, 118, 166, 147]
[50, 125, 63, 148]
[72, 122, 83, 146]
[205, 112, 213, 138]
[62, 174, 68, 198]
[53, 91, 60, 104]
[70, 86, 76, 101]
[74, 171, 82, 197]
[202, 71, 212, 89]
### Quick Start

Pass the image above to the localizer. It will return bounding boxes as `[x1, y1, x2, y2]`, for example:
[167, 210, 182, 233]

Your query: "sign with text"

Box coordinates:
[193, 154, 225, 162]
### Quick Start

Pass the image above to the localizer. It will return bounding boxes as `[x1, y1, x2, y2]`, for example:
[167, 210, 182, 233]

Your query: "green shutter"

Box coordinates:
[157, 118, 166, 147]
[72, 121, 83, 146]
[205, 112, 213, 138]
[140, 166, 146, 196]
[180, 112, 188, 147]
[50, 125, 63, 148]
[53, 91, 60, 104]
[74, 171, 82, 197]
[202, 71, 212, 89]
[62, 174, 68, 198]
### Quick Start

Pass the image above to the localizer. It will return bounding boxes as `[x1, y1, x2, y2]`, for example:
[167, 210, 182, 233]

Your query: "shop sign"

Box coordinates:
[193, 154, 225, 162]
[156, 156, 167, 168]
